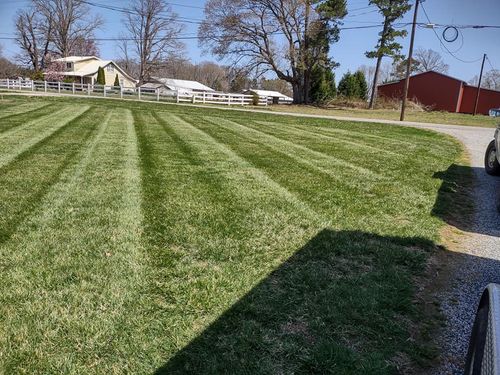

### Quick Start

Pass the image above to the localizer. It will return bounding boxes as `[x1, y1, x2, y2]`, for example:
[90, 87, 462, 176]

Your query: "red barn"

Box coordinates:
[377, 71, 500, 115]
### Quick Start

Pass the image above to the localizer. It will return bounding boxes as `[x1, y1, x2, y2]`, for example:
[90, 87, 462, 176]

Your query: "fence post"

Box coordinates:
[58, 82, 61, 94]
[192, 94, 195, 104]
[32, 80, 35, 92]
[120, 86, 123, 99]
[6, 78, 9, 90]
[44, 81, 47, 93]
[103, 86, 106, 97]
[156, 88, 160, 101]
[228, 94, 231, 106]
[72, 82, 75, 95]
[203, 92, 206, 104]
[87, 83, 90, 96]
[176, 90, 179, 103]
[138, 87, 141, 100]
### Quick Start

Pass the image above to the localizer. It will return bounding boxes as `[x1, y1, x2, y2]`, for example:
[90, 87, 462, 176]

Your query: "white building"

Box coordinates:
[243, 89, 293, 104]
[141, 77, 214, 95]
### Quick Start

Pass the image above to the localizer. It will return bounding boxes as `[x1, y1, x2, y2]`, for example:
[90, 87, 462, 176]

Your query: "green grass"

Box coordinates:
[265, 104, 497, 127]
[0, 95, 470, 373]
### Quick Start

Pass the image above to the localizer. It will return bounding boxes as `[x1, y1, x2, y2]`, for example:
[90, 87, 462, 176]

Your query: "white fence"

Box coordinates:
[0, 78, 268, 106]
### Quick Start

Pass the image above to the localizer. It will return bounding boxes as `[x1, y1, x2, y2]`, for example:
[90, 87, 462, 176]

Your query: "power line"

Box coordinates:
[419, 2, 483, 64]
[0, 24, 390, 43]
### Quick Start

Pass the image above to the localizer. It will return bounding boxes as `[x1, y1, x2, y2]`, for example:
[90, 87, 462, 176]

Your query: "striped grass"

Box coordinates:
[0, 96, 470, 374]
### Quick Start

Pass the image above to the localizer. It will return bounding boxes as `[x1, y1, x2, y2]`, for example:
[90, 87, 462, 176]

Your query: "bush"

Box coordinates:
[96, 66, 105, 85]
[113, 74, 120, 87]
[252, 92, 260, 106]
[31, 70, 44, 81]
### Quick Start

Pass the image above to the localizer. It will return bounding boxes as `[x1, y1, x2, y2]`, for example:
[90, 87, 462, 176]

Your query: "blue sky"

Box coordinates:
[0, 0, 498, 82]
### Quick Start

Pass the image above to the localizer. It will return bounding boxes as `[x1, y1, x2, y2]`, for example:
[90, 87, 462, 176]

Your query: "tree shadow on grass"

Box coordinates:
[155, 229, 459, 375]
[156, 163, 500, 374]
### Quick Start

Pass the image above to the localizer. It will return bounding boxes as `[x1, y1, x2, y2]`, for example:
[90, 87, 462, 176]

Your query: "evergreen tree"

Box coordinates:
[96, 66, 105, 85]
[338, 71, 359, 98]
[113, 73, 120, 87]
[309, 66, 336, 103]
[365, 0, 412, 108]
[353, 70, 368, 100]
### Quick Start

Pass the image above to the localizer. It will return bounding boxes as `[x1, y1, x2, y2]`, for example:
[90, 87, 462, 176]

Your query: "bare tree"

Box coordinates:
[70, 37, 100, 56]
[15, 7, 52, 71]
[199, 0, 347, 104]
[123, 0, 184, 84]
[260, 77, 293, 96]
[358, 62, 395, 97]
[0, 44, 20, 78]
[413, 47, 449, 74]
[33, 0, 102, 57]
[469, 70, 500, 91]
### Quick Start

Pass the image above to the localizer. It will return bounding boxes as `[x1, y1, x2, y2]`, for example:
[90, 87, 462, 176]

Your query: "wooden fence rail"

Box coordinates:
[0, 78, 268, 107]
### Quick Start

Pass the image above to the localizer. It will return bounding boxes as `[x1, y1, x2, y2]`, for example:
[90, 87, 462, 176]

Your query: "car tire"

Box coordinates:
[485, 140, 500, 176]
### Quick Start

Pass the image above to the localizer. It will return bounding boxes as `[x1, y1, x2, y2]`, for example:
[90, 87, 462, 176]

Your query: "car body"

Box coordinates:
[485, 109, 500, 176]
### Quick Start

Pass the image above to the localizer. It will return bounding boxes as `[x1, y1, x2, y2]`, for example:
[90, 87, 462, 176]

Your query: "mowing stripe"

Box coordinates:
[0, 106, 103, 244]
[0, 103, 58, 134]
[162, 113, 327, 224]
[284, 120, 441, 149]
[203, 115, 383, 180]
[0, 101, 50, 120]
[0, 109, 145, 372]
[200, 115, 381, 190]
[253, 120, 399, 156]
[0, 106, 89, 169]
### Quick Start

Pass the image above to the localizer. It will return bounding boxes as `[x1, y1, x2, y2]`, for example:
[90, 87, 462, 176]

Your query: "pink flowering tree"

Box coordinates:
[43, 57, 66, 82]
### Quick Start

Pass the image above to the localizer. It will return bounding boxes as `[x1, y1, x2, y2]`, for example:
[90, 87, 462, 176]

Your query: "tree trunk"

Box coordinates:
[369, 53, 383, 109]
[292, 82, 303, 104]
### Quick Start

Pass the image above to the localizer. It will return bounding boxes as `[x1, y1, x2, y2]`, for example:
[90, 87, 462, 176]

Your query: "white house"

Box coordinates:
[243, 89, 293, 104]
[51, 56, 137, 87]
[141, 77, 215, 95]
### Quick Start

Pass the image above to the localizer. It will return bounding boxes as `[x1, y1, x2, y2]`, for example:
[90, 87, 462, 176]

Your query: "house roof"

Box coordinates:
[245, 89, 293, 100]
[150, 77, 215, 92]
[378, 70, 468, 87]
[54, 56, 99, 63]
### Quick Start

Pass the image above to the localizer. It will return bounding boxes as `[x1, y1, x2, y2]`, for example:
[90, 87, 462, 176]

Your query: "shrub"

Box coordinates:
[96, 66, 105, 85]
[252, 92, 260, 106]
[31, 70, 44, 81]
[114, 74, 120, 87]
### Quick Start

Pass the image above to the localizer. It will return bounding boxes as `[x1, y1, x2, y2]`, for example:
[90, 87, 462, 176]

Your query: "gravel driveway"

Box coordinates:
[406, 123, 500, 374]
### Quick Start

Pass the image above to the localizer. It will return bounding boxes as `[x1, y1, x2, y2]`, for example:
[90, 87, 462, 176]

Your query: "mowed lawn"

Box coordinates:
[0, 96, 466, 374]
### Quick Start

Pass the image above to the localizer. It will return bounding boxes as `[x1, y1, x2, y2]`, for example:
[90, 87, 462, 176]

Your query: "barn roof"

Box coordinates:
[378, 70, 468, 87]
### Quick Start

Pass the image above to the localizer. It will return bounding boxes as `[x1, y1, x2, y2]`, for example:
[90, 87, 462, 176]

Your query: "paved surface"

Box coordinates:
[3, 91, 500, 373]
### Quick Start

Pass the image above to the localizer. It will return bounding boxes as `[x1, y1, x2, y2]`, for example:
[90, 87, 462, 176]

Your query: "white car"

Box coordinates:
[485, 109, 500, 176]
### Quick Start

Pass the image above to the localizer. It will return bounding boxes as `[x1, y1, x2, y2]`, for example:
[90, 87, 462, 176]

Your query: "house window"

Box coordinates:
[106, 65, 114, 72]
[66, 62, 72, 69]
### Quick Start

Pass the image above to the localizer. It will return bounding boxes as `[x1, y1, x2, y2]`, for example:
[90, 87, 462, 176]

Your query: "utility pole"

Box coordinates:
[400, 0, 420, 121]
[473, 53, 486, 116]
